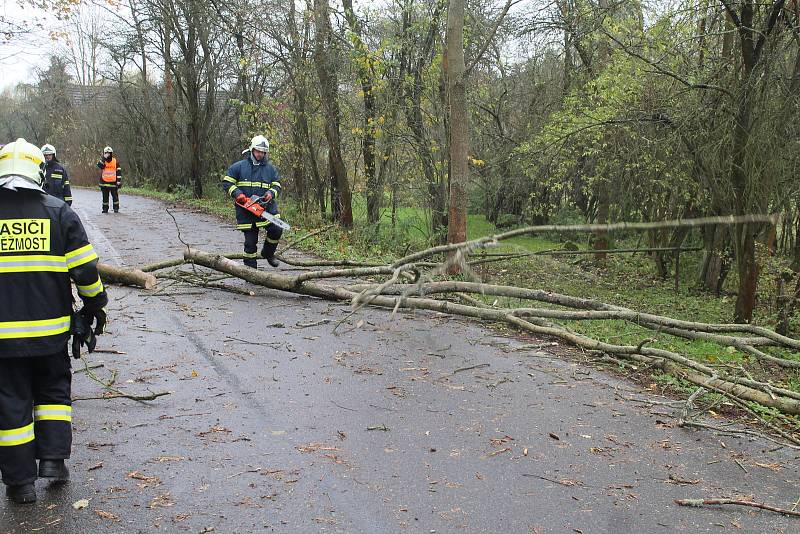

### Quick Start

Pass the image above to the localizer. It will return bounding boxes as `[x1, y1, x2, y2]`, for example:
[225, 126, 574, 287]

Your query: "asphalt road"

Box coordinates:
[1, 189, 797, 533]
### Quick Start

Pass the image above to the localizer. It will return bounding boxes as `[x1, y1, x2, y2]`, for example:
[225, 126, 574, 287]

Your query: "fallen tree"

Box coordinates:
[109, 213, 800, 440]
[98, 262, 157, 290]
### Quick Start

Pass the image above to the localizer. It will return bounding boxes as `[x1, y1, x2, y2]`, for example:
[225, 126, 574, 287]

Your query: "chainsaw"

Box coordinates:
[237, 195, 291, 230]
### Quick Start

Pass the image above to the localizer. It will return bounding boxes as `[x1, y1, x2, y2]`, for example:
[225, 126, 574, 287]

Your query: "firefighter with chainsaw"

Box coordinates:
[221, 135, 285, 268]
[96, 146, 121, 213]
[0, 139, 108, 504]
[41, 144, 72, 206]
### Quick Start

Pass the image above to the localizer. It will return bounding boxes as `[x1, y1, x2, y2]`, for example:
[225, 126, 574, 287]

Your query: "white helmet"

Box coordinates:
[103, 146, 113, 154]
[244, 135, 269, 154]
[0, 138, 46, 186]
[41, 144, 56, 157]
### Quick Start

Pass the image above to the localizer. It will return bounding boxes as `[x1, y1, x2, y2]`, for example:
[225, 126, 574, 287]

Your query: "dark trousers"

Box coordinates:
[242, 224, 283, 268]
[101, 187, 120, 212]
[0, 351, 72, 486]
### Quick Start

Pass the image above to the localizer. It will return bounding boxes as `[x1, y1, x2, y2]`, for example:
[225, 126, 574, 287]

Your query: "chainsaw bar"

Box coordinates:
[260, 211, 291, 230]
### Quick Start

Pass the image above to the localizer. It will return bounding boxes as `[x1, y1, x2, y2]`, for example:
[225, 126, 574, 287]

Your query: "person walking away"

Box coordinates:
[96, 146, 121, 213]
[220, 135, 283, 268]
[40, 144, 72, 206]
[0, 139, 108, 504]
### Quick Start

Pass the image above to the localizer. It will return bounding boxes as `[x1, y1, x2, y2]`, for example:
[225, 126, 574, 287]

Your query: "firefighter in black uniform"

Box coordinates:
[220, 135, 283, 268]
[41, 144, 73, 205]
[0, 139, 108, 504]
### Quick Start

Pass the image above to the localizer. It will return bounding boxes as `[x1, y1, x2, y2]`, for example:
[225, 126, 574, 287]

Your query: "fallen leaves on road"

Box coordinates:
[94, 509, 120, 521]
[149, 492, 175, 508]
[296, 442, 340, 453]
[72, 499, 90, 510]
[127, 471, 161, 488]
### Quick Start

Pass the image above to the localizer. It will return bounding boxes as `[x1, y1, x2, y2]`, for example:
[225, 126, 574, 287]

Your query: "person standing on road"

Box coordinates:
[40, 144, 72, 206]
[97, 146, 121, 213]
[0, 139, 109, 504]
[220, 135, 283, 268]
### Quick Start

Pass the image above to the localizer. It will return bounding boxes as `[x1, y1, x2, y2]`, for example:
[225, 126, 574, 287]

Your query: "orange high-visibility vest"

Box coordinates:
[101, 158, 117, 183]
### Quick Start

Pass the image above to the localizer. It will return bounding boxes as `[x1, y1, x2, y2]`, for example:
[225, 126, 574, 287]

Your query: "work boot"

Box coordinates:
[265, 256, 280, 268]
[39, 459, 70, 482]
[6, 483, 36, 504]
[243, 259, 257, 269]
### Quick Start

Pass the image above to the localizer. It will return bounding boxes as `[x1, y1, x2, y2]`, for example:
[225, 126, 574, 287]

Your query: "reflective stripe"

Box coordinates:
[0, 423, 34, 446]
[227, 185, 237, 195]
[77, 277, 104, 297]
[243, 252, 260, 259]
[237, 222, 256, 230]
[266, 237, 280, 244]
[236, 181, 270, 188]
[0, 316, 71, 339]
[222, 176, 237, 184]
[0, 255, 68, 273]
[64, 196, 72, 201]
[51, 173, 63, 179]
[34, 404, 72, 422]
[66, 244, 98, 269]
[268, 188, 278, 199]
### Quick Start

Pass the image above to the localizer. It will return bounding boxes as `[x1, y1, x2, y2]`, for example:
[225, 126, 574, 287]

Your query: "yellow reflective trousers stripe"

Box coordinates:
[34, 404, 72, 422]
[0, 423, 34, 446]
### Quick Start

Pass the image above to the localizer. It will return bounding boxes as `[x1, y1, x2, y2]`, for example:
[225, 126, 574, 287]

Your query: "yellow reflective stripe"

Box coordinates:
[34, 404, 72, 422]
[64, 197, 73, 201]
[51, 173, 63, 178]
[255, 221, 269, 228]
[77, 276, 104, 297]
[66, 244, 98, 269]
[268, 188, 278, 198]
[0, 316, 71, 339]
[271, 181, 281, 189]
[222, 175, 237, 184]
[236, 222, 256, 230]
[266, 237, 280, 244]
[0, 423, 34, 446]
[243, 252, 260, 259]
[227, 185, 238, 195]
[0, 255, 68, 273]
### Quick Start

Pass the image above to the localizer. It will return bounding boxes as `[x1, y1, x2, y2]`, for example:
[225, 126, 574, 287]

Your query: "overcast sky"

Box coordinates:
[0, 0, 63, 90]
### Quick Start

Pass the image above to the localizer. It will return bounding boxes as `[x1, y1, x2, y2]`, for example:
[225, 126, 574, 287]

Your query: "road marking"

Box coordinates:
[73, 205, 125, 267]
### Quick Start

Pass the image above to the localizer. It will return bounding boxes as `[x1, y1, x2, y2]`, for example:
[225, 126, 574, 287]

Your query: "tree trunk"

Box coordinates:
[445, 0, 468, 260]
[342, 0, 380, 225]
[313, 0, 353, 227]
[700, 224, 730, 294]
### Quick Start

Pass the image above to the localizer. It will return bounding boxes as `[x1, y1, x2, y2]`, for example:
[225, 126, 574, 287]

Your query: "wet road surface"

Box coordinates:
[1, 189, 797, 533]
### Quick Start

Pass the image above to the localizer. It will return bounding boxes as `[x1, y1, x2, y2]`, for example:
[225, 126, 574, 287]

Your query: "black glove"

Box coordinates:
[70, 312, 96, 359]
[82, 307, 107, 335]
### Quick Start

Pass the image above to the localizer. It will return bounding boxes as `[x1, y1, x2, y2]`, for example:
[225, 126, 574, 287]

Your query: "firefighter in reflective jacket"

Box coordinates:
[220, 135, 283, 268]
[0, 139, 108, 504]
[41, 144, 72, 205]
[96, 146, 121, 213]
